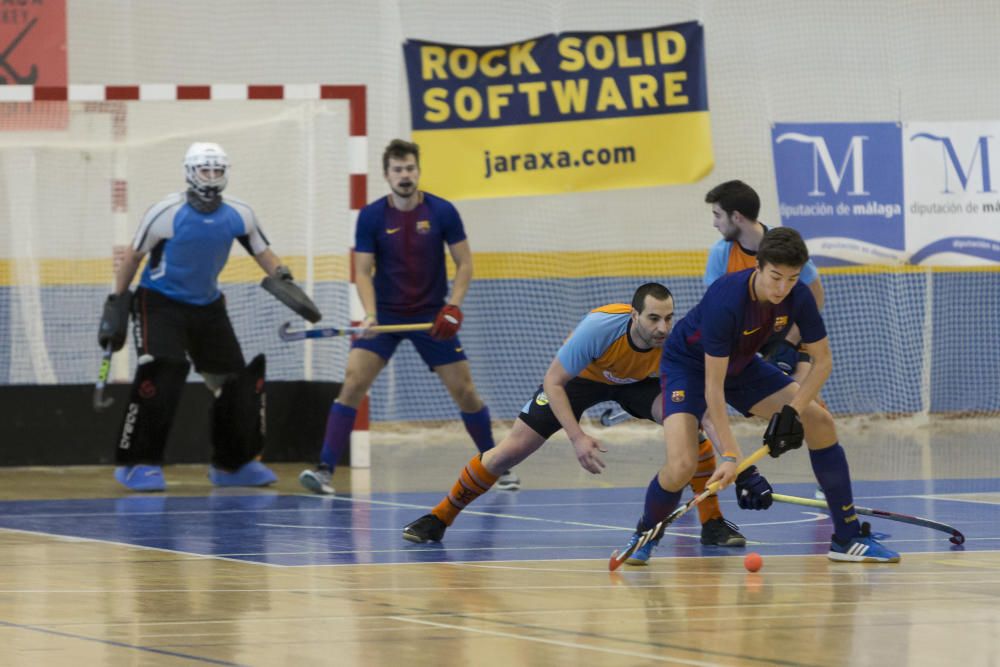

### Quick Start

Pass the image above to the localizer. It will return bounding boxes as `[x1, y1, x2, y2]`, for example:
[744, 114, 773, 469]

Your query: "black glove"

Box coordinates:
[764, 404, 805, 457]
[735, 465, 773, 510]
[98, 290, 132, 351]
[261, 265, 323, 323]
[759, 338, 799, 375]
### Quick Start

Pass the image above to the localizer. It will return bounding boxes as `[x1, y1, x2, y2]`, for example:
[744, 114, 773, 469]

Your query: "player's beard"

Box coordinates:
[635, 323, 666, 349]
[392, 181, 416, 198]
[721, 220, 741, 242]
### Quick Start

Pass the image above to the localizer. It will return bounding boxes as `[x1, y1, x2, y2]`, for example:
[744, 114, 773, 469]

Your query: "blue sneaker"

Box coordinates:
[114, 464, 166, 492]
[828, 522, 900, 563]
[208, 460, 277, 487]
[622, 523, 665, 566]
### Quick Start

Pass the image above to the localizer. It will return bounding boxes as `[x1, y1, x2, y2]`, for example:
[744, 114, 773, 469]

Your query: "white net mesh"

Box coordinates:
[4, 98, 999, 424]
[0, 99, 352, 385]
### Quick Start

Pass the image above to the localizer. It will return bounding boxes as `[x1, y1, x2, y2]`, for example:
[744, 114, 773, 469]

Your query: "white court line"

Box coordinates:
[0, 525, 289, 568]
[3, 574, 1000, 596]
[256, 514, 827, 533]
[910, 494, 1000, 506]
[295, 493, 833, 540]
[387, 615, 725, 666]
[853, 492, 1000, 503]
[0, 603, 957, 634]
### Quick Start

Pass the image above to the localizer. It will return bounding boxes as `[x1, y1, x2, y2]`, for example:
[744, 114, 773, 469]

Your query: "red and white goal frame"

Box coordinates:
[0, 84, 373, 467]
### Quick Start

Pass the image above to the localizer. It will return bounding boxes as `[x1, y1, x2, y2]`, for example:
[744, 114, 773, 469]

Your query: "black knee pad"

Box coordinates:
[211, 353, 266, 470]
[116, 357, 190, 464]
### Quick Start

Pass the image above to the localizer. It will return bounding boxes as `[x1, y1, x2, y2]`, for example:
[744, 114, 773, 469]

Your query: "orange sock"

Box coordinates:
[691, 437, 723, 524]
[432, 455, 499, 526]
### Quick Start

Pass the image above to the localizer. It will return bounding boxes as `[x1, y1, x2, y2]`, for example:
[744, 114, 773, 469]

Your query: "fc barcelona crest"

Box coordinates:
[671, 390, 685, 403]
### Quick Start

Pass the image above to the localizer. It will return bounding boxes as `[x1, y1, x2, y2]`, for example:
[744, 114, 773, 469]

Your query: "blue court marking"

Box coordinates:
[0, 479, 996, 566]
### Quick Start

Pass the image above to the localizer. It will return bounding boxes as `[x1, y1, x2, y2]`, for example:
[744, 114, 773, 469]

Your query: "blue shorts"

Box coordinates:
[660, 353, 794, 419]
[351, 310, 467, 370]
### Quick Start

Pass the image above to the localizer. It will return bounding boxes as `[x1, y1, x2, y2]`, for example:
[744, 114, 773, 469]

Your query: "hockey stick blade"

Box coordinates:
[278, 321, 349, 341]
[279, 321, 433, 341]
[609, 444, 772, 571]
[771, 493, 965, 545]
[92, 346, 115, 412]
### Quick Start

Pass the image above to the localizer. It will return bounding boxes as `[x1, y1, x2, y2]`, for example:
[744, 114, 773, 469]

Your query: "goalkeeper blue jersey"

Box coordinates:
[133, 193, 268, 305]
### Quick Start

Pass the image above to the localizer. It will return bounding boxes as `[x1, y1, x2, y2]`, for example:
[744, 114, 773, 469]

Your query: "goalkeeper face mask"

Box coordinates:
[184, 142, 230, 200]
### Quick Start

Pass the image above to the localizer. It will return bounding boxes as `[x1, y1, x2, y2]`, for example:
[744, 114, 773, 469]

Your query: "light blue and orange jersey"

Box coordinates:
[354, 191, 466, 317]
[704, 227, 818, 287]
[556, 304, 660, 385]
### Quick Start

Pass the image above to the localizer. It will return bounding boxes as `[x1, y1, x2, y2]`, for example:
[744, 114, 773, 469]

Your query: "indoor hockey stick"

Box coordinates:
[609, 444, 771, 571]
[278, 321, 432, 341]
[772, 492, 965, 545]
[93, 345, 115, 412]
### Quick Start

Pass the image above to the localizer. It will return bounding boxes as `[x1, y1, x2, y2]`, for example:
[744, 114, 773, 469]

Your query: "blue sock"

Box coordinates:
[320, 403, 357, 470]
[809, 443, 861, 541]
[461, 406, 495, 454]
[638, 475, 682, 533]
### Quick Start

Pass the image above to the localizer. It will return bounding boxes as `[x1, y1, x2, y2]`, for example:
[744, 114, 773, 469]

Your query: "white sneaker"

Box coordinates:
[496, 469, 520, 491]
[814, 486, 826, 500]
[299, 465, 335, 495]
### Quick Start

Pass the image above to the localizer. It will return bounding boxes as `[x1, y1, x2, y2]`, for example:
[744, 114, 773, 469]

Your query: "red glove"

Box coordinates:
[430, 304, 463, 340]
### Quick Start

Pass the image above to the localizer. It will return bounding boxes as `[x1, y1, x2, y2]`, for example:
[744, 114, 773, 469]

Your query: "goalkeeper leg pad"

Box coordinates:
[211, 354, 266, 472]
[115, 356, 190, 465]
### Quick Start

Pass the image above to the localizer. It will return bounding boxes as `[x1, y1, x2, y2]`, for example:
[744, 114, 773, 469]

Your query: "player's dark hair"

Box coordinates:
[632, 283, 673, 313]
[383, 139, 420, 173]
[757, 227, 809, 269]
[705, 180, 760, 221]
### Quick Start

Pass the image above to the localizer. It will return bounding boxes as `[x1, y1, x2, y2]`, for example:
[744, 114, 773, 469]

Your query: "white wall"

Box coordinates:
[66, 1, 1000, 252]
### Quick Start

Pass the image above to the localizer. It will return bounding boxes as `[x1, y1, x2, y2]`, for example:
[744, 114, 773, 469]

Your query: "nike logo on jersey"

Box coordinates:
[742, 327, 761, 335]
[203, 218, 214, 224]
[455, 347, 463, 353]
[386, 227, 401, 234]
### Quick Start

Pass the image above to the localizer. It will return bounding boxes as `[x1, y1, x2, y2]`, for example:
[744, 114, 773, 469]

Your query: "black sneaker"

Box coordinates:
[700, 517, 746, 547]
[402, 513, 447, 543]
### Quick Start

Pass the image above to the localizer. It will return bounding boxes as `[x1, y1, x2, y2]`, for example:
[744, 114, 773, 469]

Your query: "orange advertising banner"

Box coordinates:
[0, 0, 67, 129]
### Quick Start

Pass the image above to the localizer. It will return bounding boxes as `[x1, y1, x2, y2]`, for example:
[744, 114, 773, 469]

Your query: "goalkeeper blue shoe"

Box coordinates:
[208, 460, 277, 487]
[114, 465, 166, 492]
[623, 531, 661, 566]
[828, 522, 900, 563]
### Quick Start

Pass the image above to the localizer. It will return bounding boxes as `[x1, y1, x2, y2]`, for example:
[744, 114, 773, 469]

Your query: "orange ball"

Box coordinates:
[744, 552, 763, 572]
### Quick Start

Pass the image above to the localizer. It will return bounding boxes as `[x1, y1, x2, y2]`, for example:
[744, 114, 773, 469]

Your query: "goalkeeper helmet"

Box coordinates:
[184, 142, 229, 200]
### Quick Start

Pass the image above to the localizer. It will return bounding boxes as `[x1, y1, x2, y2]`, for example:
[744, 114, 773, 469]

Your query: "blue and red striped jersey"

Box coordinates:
[667, 268, 826, 376]
[355, 191, 467, 316]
